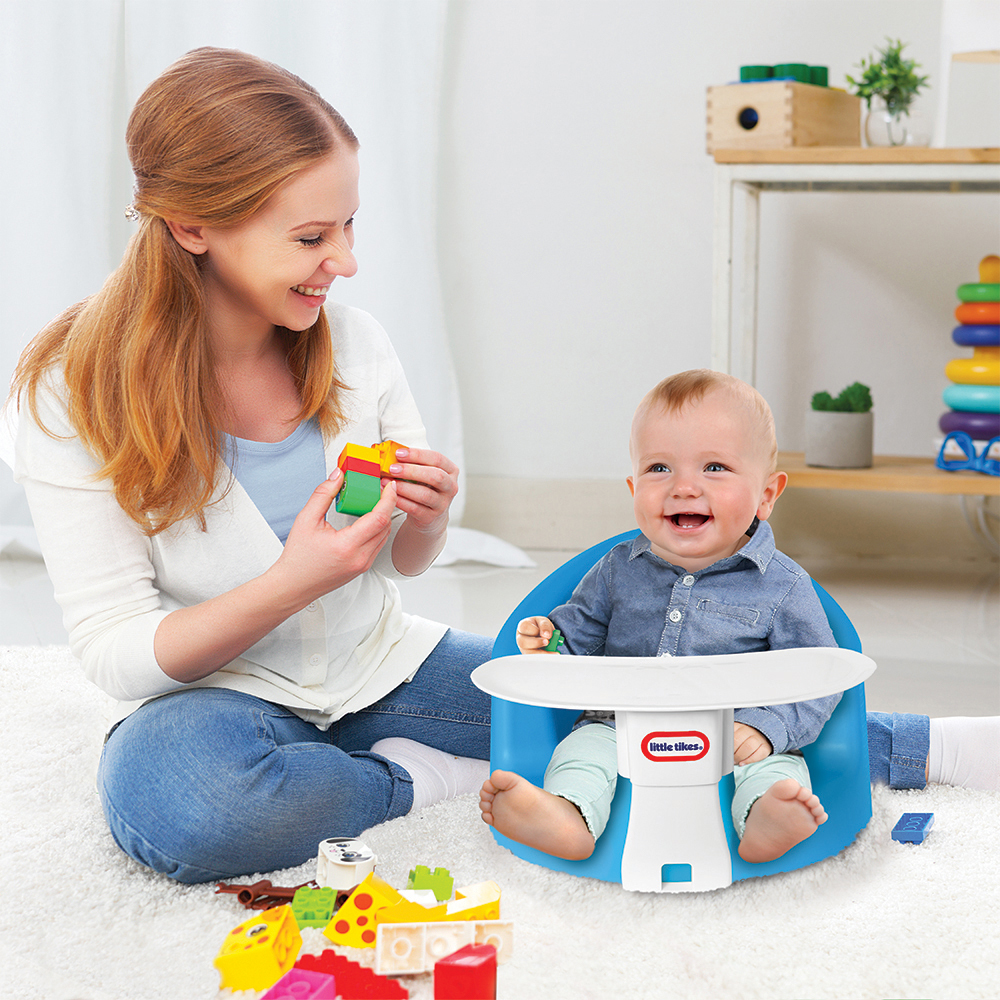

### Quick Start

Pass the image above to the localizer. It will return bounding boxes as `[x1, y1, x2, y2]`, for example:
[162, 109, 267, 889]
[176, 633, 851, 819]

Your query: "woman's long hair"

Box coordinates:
[12, 47, 357, 534]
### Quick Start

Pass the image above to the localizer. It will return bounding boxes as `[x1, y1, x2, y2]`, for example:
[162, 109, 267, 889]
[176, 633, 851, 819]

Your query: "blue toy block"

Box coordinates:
[891, 812, 935, 844]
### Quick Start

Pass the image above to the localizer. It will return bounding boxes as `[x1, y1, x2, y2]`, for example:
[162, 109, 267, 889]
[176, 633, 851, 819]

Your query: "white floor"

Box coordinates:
[2, 546, 996, 719]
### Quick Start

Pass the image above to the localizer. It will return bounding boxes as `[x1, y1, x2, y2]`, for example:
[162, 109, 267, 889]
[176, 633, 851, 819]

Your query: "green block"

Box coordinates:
[544, 629, 565, 652]
[335, 469, 382, 516]
[406, 865, 454, 902]
[291, 886, 338, 928]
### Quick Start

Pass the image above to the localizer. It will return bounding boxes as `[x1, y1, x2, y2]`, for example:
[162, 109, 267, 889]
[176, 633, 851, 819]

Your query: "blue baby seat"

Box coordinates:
[487, 529, 872, 887]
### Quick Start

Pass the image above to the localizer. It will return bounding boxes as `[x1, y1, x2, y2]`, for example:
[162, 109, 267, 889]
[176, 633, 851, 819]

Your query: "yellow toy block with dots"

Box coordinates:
[213, 904, 302, 992]
[323, 872, 403, 948]
[376, 880, 501, 929]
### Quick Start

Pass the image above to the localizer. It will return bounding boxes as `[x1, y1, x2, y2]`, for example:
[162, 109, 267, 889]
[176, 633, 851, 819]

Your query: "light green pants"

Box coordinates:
[544, 722, 812, 841]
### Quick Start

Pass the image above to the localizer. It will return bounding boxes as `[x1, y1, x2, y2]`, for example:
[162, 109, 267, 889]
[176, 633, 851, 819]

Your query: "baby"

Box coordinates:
[480, 369, 837, 864]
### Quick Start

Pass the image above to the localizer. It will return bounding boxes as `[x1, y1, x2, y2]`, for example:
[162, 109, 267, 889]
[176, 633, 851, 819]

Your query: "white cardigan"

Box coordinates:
[14, 303, 448, 728]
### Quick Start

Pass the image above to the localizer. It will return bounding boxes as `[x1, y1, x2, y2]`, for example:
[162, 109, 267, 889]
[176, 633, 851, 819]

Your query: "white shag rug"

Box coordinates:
[3, 645, 999, 1000]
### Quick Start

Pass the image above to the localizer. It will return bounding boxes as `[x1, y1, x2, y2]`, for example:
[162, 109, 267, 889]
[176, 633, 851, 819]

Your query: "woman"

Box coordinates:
[12, 47, 490, 884]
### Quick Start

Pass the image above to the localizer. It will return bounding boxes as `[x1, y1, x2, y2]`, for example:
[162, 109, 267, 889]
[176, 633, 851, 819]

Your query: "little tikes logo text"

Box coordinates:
[641, 731, 710, 762]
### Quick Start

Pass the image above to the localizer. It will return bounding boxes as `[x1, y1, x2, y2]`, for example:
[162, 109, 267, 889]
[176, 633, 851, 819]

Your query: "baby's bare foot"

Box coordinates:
[738, 777, 827, 863]
[479, 769, 595, 860]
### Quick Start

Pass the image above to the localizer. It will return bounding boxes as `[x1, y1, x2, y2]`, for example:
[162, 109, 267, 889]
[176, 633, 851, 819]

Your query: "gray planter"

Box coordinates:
[804, 410, 874, 468]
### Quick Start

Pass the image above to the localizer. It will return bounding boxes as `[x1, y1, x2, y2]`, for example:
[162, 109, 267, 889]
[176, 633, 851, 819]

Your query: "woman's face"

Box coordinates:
[191, 149, 360, 340]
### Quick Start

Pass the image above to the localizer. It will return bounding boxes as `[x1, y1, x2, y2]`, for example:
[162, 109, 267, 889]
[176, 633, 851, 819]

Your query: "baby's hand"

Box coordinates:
[516, 616, 557, 654]
[733, 722, 773, 765]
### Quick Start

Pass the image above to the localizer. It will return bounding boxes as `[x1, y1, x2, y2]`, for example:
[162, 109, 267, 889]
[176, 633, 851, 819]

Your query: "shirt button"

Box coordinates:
[306, 602, 318, 612]
[682, 575, 695, 587]
[669, 609, 683, 623]
[309, 654, 322, 666]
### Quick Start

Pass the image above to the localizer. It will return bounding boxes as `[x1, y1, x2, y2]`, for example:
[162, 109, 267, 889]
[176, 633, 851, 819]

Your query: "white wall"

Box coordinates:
[438, 0, 998, 484]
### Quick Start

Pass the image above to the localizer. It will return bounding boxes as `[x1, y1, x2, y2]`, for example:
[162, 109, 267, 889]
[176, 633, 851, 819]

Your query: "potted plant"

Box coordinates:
[846, 38, 929, 147]
[805, 382, 874, 468]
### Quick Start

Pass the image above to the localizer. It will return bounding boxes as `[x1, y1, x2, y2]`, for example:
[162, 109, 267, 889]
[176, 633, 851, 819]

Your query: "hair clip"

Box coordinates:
[936, 431, 1000, 477]
[124, 205, 141, 222]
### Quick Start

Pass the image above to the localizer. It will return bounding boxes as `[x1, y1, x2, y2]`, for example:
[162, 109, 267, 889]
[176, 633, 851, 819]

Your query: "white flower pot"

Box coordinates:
[804, 410, 874, 468]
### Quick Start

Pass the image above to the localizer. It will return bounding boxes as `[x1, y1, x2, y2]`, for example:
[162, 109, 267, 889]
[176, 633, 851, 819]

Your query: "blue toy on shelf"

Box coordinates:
[484, 529, 875, 891]
[935, 431, 1000, 477]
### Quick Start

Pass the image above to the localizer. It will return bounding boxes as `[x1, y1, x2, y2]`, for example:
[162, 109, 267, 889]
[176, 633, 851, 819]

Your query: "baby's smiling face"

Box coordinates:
[627, 389, 785, 572]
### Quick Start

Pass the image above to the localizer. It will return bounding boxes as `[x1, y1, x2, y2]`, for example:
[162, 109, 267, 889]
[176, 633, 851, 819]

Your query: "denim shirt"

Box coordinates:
[547, 522, 841, 754]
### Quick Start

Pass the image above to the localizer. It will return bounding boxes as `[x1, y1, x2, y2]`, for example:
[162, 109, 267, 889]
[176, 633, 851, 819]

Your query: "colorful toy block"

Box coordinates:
[376, 921, 473, 976]
[291, 886, 339, 929]
[406, 866, 454, 902]
[336, 469, 383, 516]
[375, 440, 407, 476]
[296, 951, 409, 998]
[543, 629, 565, 653]
[375, 880, 501, 929]
[316, 837, 378, 890]
[262, 967, 337, 999]
[891, 812, 935, 844]
[324, 873, 405, 948]
[337, 442, 382, 472]
[213, 904, 303, 992]
[375, 920, 514, 976]
[433, 944, 497, 1000]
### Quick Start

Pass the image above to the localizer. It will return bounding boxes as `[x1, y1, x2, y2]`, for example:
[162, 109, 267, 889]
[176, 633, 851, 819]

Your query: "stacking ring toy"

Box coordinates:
[945, 348, 1000, 386]
[955, 301, 1000, 325]
[957, 282, 1000, 303]
[939, 410, 1000, 438]
[943, 383, 1000, 413]
[952, 323, 1000, 348]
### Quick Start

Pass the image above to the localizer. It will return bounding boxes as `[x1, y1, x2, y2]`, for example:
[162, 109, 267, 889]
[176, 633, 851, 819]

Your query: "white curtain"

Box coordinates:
[1, 0, 486, 554]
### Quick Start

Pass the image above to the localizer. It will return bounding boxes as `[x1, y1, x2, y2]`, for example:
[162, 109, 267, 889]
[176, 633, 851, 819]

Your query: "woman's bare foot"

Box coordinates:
[479, 769, 595, 860]
[738, 778, 827, 863]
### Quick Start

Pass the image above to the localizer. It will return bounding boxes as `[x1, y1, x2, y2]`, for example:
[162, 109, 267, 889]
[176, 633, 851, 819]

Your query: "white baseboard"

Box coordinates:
[462, 475, 1000, 564]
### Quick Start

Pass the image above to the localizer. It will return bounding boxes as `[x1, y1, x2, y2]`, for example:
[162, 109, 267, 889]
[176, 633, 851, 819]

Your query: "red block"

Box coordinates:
[340, 454, 381, 477]
[434, 944, 497, 1000]
[295, 952, 408, 999]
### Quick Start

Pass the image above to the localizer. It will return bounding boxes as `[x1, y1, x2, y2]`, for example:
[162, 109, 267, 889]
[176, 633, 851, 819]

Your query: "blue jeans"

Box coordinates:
[97, 629, 492, 884]
[867, 711, 930, 789]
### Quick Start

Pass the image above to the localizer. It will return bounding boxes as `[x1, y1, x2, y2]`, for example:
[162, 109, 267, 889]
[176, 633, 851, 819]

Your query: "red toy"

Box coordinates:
[296, 951, 409, 999]
[433, 943, 497, 1000]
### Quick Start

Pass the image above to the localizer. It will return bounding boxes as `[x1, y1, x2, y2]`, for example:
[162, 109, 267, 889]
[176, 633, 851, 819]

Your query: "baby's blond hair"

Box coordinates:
[632, 369, 778, 471]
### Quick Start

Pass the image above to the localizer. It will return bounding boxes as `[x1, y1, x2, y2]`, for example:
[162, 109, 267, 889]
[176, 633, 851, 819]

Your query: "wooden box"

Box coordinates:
[706, 81, 861, 153]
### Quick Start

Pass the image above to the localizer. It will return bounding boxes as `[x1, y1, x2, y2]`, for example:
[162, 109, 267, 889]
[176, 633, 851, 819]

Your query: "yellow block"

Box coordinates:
[375, 880, 502, 928]
[323, 873, 403, 948]
[213, 904, 302, 992]
[946, 346, 1000, 385]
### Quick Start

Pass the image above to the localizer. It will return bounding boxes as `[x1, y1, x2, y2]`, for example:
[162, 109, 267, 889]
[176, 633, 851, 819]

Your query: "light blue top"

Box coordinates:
[548, 521, 841, 755]
[224, 419, 326, 544]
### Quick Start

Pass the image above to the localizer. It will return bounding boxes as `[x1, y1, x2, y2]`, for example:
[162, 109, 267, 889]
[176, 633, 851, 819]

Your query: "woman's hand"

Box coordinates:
[276, 468, 398, 601]
[384, 445, 459, 536]
[383, 445, 459, 576]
